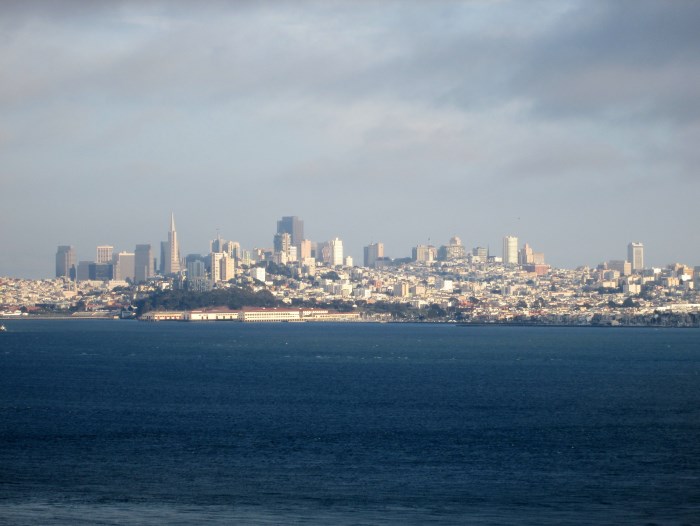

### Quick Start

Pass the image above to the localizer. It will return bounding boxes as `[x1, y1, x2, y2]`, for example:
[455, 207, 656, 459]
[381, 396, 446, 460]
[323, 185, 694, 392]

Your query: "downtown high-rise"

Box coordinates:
[162, 213, 181, 275]
[55, 245, 76, 279]
[628, 242, 644, 272]
[502, 236, 518, 265]
[364, 242, 384, 268]
[276, 216, 304, 249]
[134, 244, 153, 283]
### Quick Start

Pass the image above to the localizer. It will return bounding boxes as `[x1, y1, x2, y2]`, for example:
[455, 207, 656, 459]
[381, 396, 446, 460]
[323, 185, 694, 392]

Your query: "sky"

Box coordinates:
[1, 0, 699, 278]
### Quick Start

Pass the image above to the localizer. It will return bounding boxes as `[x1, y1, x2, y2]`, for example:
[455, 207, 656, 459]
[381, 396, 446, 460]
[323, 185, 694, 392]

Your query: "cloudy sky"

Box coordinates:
[1, 0, 699, 278]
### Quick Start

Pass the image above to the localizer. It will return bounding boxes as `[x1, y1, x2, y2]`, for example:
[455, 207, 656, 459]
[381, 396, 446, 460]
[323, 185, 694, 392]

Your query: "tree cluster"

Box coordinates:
[134, 286, 277, 315]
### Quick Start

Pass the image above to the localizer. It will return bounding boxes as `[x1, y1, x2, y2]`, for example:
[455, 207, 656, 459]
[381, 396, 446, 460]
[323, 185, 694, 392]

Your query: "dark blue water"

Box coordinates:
[1, 321, 699, 524]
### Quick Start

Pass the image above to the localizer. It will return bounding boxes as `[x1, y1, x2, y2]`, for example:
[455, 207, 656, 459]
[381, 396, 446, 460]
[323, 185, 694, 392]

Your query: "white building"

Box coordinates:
[330, 238, 344, 266]
[209, 252, 235, 283]
[96, 245, 114, 264]
[210, 252, 224, 283]
[503, 236, 518, 265]
[220, 254, 235, 282]
[250, 267, 266, 283]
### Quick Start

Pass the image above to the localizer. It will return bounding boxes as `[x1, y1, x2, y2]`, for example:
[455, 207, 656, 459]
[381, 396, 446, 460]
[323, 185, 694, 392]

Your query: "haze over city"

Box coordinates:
[1, 0, 699, 279]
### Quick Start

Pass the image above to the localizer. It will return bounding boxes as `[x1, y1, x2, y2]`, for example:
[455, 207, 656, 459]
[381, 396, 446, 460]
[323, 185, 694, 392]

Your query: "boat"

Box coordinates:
[0, 324, 6, 332]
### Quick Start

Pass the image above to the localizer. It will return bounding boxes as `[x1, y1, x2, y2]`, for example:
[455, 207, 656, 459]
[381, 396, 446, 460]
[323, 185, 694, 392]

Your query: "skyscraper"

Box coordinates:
[159, 241, 167, 274]
[276, 216, 304, 248]
[502, 236, 518, 265]
[163, 213, 181, 275]
[364, 242, 384, 268]
[330, 237, 344, 266]
[134, 244, 153, 283]
[113, 252, 135, 282]
[96, 245, 114, 264]
[628, 242, 644, 271]
[55, 245, 76, 279]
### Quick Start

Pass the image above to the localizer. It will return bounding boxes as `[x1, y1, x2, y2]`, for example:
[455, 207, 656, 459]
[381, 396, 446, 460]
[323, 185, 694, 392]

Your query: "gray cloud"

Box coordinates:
[1, 1, 699, 278]
[512, 1, 700, 123]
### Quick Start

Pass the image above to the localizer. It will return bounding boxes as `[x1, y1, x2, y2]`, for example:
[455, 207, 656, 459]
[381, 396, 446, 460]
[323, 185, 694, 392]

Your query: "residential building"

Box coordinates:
[438, 237, 466, 261]
[211, 234, 225, 254]
[472, 246, 488, 263]
[608, 260, 632, 276]
[299, 239, 313, 260]
[413, 244, 437, 263]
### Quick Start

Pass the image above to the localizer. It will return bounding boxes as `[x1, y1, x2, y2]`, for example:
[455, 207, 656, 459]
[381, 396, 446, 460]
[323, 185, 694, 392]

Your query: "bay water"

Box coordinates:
[1, 321, 699, 524]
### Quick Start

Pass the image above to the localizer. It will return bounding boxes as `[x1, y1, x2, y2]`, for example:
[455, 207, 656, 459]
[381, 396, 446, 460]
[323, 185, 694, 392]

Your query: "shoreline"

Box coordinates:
[2, 315, 698, 328]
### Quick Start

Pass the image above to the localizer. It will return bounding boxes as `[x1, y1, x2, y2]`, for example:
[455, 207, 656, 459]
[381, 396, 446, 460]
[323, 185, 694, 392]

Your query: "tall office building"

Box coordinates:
[88, 263, 113, 281]
[628, 242, 644, 272]
[76, 261, 91, 281]
[96, 245, 114, 264]
[113, 252, 135, 282]
[163, 213, 181, 275]
[364, 242, 384, 268]
[55, 245, 76, 279]
[330, 237, 344, 266]
[502, 236, 518, 265]
[134, 244, 153, 283]
[277, 216, 304, 248]
[159, 242, 167, 274]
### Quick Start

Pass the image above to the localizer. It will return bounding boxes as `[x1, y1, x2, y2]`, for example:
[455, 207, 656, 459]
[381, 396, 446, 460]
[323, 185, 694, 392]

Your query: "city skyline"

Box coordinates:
[2, 1, 699, 278]
[1, 209, 691, 280]
[46, 211, 657, 282]
[5, 210, 697, 280]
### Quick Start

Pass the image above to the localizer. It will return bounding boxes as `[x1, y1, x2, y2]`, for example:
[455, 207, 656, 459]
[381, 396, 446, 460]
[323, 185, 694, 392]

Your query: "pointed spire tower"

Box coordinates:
[165, 212, 181, 275]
